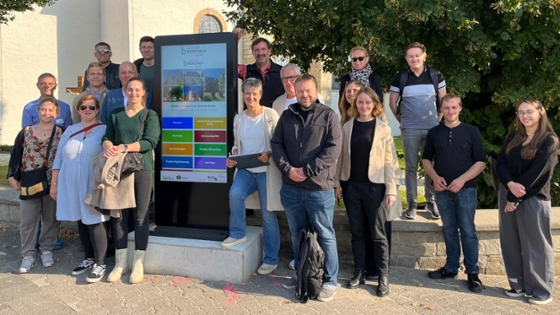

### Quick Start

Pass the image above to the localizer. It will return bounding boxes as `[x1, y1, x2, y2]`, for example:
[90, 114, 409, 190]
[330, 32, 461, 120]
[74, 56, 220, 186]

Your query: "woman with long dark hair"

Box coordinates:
[497, 98, 558, 305]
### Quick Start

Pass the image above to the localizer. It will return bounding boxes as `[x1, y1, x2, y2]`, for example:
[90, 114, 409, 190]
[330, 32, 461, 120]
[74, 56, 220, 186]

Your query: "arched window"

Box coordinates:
[193, 9, 227, 34]
[199, 15, 222, 33]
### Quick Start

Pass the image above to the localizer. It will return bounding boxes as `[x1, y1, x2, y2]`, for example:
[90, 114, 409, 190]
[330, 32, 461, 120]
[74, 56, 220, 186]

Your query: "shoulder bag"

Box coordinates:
[20, 127, 57, 200]
[121, 110, 150, 174]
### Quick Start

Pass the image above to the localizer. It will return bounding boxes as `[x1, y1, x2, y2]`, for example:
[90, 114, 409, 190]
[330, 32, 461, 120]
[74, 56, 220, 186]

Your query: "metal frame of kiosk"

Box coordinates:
[153, 33, 237, 236]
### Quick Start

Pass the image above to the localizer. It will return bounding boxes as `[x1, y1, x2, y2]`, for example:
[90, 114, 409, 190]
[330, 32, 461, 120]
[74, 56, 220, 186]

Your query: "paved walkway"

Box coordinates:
[0, 223, 558, 315]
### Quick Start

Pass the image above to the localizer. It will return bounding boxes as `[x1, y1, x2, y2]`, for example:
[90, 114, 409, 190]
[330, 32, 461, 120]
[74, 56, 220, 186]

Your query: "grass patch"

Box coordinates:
[393, 136, 405, 170]
[0, 165, 10, 186]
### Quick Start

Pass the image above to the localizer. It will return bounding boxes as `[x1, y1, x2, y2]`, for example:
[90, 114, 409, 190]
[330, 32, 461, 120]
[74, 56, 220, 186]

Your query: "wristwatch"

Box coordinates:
[123, 144, 128, 153]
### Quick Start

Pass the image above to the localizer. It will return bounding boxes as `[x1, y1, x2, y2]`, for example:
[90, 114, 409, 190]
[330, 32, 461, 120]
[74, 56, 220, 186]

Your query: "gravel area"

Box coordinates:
[0, 152, 9, 166]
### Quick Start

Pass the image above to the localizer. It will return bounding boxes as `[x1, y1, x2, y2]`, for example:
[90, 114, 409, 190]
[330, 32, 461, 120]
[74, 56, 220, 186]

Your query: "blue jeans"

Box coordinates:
[229, 169, 280, 265]
[402, 128, 434, 206]
[280, 184, 338, 289]
[435, 187, 479, 274]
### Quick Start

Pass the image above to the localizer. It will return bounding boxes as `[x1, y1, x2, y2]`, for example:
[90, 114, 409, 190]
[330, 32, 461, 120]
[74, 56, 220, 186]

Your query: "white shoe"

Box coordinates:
[221, 236, 247, 248]
[288, 259, 295, 270]
[257, 263, 277, 275]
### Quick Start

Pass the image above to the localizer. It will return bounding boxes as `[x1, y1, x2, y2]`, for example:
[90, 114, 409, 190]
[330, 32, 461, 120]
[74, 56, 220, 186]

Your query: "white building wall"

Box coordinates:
[0, 0, 238, 144]
[0, 0, 100, 144]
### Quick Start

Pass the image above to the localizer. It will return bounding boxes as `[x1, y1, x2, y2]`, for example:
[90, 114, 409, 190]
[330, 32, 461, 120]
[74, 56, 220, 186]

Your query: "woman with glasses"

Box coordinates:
[497, 99, 558, 305]
[51, 95, 108, 283]
[338, 46, 383, 105]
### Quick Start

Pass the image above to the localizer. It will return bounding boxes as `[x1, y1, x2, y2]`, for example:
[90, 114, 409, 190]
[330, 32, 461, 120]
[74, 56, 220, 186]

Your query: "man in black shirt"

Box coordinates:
[421, 94, 486, 293]
[82, 42, 121, 91]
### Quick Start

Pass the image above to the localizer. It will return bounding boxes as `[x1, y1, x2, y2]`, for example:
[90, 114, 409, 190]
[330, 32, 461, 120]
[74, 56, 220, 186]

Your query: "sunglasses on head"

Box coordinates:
[79, 105, 97, 111]
[351, 56, 366, 62]
[95, 49, 111, 54]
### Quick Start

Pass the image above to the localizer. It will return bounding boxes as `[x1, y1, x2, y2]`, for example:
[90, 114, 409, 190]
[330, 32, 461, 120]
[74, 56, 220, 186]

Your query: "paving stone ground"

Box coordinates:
[0, 223, 558, 315]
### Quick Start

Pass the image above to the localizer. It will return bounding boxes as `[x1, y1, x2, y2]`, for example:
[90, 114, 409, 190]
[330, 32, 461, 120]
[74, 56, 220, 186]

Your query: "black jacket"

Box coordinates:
[271, 102, 342, 190]
[134, 58, 145, 74]
[338, 71, 383, 103]
[82, 62, 121, 91]
[245, 62, 284, 108]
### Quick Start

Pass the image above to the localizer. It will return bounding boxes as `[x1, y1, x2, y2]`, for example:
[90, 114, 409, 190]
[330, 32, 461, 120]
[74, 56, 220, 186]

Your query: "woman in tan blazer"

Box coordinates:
[335, 87, 397, 297]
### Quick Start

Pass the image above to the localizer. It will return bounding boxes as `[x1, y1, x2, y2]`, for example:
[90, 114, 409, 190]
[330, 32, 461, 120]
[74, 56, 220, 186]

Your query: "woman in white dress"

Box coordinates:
[50, 94, 108, 283]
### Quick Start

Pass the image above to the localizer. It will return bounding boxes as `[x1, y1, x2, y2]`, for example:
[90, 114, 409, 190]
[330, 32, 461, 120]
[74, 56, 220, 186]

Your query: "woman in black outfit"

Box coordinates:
[497, 98, 558, 305]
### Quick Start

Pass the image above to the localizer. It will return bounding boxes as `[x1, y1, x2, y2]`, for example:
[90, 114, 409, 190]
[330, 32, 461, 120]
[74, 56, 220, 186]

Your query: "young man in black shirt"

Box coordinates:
[421, 94, 486, 293]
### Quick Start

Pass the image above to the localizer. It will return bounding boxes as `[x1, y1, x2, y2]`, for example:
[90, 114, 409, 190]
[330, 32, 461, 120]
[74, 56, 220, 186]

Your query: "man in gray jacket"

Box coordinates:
[271, 74, 342, 302]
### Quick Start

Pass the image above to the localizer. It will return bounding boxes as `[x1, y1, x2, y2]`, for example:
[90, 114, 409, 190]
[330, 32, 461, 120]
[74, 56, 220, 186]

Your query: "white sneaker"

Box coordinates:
[19, 256, 35, 273]
[41, 251, 54, 267]
[221, 236, 247, 248]
[257, 263, 277, 275]
[288, 259, 295, 270]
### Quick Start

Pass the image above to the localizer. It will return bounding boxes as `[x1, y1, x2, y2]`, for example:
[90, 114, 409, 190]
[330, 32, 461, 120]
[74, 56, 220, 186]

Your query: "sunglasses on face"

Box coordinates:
[95, 49, 111, 55]
[352, 56, 366, 62]
[79, 105, 97, 111]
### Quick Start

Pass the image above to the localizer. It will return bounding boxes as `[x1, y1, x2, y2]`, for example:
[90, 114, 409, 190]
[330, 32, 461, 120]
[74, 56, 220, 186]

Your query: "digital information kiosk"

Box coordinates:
[153, 33, 238, 239]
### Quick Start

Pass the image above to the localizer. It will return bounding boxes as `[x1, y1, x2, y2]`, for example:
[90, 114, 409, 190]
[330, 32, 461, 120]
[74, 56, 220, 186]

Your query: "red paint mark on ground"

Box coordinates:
[171, 276, 191, 286]
[272, 282, 283, 287]
[146, 277, 158, 282]
[223, 283, 241, 306]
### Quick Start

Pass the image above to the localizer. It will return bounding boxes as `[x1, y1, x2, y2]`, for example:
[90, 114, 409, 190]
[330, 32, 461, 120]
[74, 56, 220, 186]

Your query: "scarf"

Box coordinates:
[349, 64, 372, 87]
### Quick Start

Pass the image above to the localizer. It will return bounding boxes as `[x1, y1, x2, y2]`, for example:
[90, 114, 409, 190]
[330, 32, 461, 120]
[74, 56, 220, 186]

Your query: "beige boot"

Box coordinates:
[107, 249, 129, 282]
[129, 250, 146, 284]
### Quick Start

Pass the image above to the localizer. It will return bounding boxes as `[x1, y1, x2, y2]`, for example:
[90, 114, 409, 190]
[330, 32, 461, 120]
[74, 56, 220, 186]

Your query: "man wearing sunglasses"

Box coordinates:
[82, 42, 121, 91]
[234, 28, 284, 108]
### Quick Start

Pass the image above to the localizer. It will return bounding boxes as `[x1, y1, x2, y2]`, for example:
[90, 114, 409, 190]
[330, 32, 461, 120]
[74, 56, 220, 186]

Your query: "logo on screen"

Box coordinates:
[176, 175, 182, 180]
[163, 175, 173, 180]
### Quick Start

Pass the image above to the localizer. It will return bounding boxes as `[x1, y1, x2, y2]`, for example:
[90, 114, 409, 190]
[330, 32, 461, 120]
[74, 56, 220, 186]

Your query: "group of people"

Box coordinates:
[223, 33, 557, 305]
[8, 37, 160, 285]
[6, 30, 556, 306]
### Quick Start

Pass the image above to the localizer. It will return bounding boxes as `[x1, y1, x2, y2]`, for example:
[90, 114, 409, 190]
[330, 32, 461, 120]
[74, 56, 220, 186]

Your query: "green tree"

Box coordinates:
[0, 0, 56, 24]
[224, 0, 560, 207]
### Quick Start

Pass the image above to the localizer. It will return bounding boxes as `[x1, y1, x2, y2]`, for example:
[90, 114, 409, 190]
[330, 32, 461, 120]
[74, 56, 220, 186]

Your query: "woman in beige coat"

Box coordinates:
[335, 87, 397, 297]
[222, 78, 283, 276]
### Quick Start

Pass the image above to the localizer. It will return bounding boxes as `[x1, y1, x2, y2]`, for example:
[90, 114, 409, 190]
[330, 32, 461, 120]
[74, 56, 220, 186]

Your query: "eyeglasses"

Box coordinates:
[516, 110, 536, 117]
[95, 49, 111, 55]
[79, 105, 97, 111]
[281, 75, 299, 82]
[140, 46, 154, 50]
[351, 56, 366, 62]
[119, 70, 137, 75]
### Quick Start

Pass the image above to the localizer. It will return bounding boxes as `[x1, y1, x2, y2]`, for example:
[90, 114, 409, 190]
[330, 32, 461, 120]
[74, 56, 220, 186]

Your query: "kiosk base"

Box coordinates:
[127, 226, 263, 283]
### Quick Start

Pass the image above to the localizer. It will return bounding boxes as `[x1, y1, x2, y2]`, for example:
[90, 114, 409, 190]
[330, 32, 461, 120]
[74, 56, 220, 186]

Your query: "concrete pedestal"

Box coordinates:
[127, 226, 263, 283]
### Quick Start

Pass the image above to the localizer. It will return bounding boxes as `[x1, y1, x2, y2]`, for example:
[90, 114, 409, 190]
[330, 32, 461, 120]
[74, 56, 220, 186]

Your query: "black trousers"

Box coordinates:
[342, 180, 389, 276]
[112, 170, 153, 250]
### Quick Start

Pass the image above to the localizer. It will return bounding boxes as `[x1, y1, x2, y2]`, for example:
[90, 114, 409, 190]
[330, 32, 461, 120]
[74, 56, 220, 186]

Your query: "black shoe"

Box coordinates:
[427, 267, 458, 279]
[467, 273, 485, 293]
[347, 269, 365, 289]
[377, 276, 389, 297]
[365, 270, 379, 281]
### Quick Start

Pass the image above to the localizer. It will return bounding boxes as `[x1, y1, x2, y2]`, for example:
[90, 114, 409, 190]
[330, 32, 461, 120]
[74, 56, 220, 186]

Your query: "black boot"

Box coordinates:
[377, 276, 389, 297]
[347, 269, 365, 289]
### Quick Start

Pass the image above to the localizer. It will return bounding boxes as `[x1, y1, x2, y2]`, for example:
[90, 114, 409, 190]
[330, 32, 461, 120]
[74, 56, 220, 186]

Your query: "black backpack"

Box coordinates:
[295, 227, 324, 303]
[397, 67, 441, 114]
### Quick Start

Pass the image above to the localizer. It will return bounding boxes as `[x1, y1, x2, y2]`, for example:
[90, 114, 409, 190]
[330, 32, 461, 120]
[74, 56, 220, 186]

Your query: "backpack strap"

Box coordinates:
[397, 70, 408, 115]
[428, 67, 441, 112]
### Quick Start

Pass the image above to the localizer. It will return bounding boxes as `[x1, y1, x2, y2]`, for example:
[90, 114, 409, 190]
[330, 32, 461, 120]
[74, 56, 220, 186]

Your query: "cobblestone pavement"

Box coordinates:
[0, 223, 558, 315]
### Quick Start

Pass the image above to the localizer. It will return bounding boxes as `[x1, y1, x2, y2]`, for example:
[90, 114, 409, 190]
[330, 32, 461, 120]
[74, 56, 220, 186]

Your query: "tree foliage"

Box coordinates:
[224, 0, 560, 207]
[0, 0, 56, 24]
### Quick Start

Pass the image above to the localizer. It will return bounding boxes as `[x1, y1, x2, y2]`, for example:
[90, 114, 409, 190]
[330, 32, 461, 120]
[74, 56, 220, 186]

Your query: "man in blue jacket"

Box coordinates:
[100, 61, 154, 124]
[22, 73, 72, 128]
